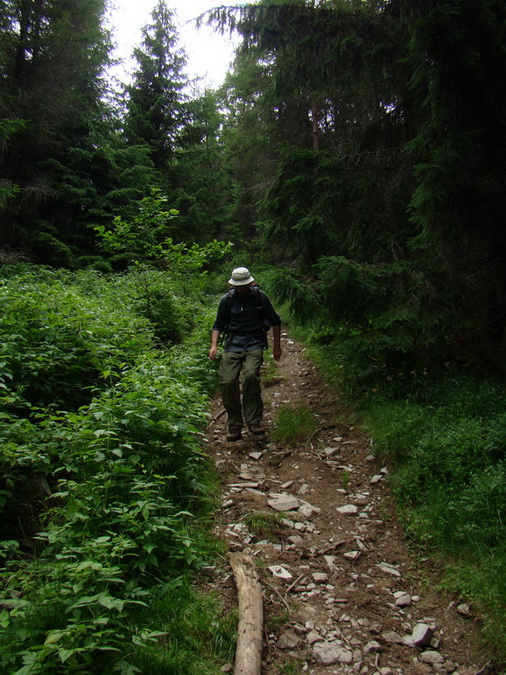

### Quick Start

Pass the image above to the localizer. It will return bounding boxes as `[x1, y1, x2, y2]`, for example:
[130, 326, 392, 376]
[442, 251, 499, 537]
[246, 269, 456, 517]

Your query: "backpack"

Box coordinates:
[222, 285, 271, 347]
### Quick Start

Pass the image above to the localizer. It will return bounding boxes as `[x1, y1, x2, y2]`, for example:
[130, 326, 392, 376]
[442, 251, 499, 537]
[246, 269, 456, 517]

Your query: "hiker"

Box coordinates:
[209, 267, 282, 441]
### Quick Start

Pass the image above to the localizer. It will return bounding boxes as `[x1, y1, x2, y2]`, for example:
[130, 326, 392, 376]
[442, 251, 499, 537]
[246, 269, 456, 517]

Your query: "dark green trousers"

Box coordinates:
[219, 350, 264, 428]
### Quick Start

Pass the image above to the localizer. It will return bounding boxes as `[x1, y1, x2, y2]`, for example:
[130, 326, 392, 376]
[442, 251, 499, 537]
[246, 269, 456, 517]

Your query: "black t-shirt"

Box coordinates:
[212, 288, 281, 351]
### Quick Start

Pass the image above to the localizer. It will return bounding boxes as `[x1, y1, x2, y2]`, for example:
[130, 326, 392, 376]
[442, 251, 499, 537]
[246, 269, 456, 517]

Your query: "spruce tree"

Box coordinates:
[123, 1, 188, 173]
[216, 0, 506, 377]
[0, 0, 113, 260]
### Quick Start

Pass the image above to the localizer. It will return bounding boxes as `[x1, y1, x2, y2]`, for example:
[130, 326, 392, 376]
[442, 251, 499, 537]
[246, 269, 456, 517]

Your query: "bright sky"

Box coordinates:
[108, 0, 242, 90]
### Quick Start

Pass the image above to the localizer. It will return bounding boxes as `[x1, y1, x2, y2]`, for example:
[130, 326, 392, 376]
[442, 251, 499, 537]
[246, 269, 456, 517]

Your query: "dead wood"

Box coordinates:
[230, 552, 264, 675]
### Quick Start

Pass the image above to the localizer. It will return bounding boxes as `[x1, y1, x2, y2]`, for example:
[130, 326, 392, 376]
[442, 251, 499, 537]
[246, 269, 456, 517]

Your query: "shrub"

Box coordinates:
[0, 264, 229, 673]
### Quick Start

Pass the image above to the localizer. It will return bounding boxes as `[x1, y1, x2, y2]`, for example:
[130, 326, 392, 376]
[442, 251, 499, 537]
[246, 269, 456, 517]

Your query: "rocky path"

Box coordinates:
[204, 333, 488, 675]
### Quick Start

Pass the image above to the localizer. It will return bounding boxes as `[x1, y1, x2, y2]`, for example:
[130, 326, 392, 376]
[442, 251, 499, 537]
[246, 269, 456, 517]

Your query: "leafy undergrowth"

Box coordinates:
[0, 265, 234, 674]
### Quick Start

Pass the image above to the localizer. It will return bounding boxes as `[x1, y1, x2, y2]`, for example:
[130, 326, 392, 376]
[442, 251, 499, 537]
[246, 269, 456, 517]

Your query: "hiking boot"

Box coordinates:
[226, 426, 242, 442]
[247, 423, 265, 436]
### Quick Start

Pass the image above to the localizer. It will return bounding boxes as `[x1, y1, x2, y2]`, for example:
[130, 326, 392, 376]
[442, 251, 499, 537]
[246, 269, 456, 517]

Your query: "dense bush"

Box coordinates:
[0, 265, 231, 673]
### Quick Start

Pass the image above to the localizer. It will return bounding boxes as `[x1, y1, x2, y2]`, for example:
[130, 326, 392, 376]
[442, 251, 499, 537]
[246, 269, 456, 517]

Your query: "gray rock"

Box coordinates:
[364, 641, 382, 654]
[299, 501, 320, 517]
[268, 493, 300, 511]
[312, 572, 329, 584]
[313, 642, 353, 665]
[394, 592, 412, 608]
[405, 623, 434, 647]
[307, 630, 323, 645]
[419, 650, 444, 665]
[287, 535, 304, 545]
[377, 562, 401, 577]
[381, 631, 404, 644]
[277, 630, 301, 650]
[337, 504, 359, 514]
[268, 565, 293, 580]
[344, 550, 361, 561]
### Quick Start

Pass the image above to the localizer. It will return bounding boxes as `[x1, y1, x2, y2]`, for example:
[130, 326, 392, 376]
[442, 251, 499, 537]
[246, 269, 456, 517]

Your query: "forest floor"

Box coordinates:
[202, 332, 492, 675]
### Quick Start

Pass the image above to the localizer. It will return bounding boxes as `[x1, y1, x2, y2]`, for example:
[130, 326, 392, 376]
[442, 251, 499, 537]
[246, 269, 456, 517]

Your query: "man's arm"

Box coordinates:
[272, 324, 282, 361]
[209, 329, 221, 360]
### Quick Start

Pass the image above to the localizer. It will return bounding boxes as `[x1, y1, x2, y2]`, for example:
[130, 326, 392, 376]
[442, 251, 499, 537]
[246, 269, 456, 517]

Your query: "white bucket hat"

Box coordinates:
[229, 267, 255, 286]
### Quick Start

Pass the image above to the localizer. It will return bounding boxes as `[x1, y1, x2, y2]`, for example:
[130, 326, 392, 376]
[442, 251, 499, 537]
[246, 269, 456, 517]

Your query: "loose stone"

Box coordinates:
[313, 642, 353, 665]
[394, 592, 412, 608]
[456, 603, 472, 617]
[337, 504, 359, 514]
[377, 562, 401, 577]
[277, 630, 301, 650]
[307, 630, 323, 645]
[364, 641, 382, 654]
[344, 550, 361, 561]
[268, 493, 300, 511]
[381, 631, 405, 644]
[405, 623, 434, 647]
[313, 572, 329, 584]
[419, 650, 444, 665]
[268, 565, 293, 580]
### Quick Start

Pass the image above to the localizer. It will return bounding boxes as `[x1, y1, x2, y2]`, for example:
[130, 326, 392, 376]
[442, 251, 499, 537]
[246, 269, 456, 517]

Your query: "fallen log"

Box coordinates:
[229, 552, 264, 675]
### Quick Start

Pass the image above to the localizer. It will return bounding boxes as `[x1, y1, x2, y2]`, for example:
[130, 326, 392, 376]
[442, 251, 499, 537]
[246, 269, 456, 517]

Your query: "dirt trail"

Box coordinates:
[203, 333, 489, 675]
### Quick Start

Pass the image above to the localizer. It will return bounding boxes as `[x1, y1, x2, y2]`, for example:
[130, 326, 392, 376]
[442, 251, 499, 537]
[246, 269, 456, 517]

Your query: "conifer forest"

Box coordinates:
[1, 0, 506, 672]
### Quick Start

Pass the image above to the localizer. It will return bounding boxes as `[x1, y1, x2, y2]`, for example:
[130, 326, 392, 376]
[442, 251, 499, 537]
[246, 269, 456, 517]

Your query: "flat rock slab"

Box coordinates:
[267, 493, 300, 511]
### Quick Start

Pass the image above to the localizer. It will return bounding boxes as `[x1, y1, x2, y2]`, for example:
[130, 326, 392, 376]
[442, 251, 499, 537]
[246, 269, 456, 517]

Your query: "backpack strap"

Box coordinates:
[226, 286, 264, 316]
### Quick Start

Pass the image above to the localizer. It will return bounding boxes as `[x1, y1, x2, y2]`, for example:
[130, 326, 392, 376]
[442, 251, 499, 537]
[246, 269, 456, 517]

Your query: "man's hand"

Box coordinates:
[209, 345, 218, 360]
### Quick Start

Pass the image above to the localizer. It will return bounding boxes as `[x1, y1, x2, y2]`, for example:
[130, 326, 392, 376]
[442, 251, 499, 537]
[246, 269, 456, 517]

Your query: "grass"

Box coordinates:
[129, 580, 237, 674]
[243, 511, 285, 541]
[271, 403, 318, 445]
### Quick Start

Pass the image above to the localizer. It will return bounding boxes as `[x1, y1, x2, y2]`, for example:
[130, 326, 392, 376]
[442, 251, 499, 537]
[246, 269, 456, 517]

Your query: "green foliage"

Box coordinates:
[128, 581, 236, 674]
[0, 0, 113, 258]
[93, 190, 232, 340]
[218, 0, 506, 384]
[369, 396, 506, 550]
[0, 264, 228, 673]
[0, 266, 154, 411]
[271, 403, 318, 445]
[95, 189, 179, 262]
[94, 189, 232, 275]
